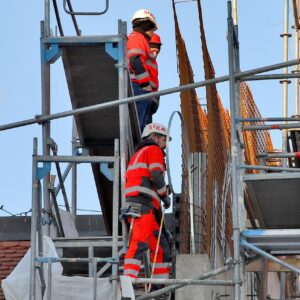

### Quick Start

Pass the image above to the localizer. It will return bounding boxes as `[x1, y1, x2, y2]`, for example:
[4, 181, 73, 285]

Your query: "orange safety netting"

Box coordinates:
[197, 0, 232, 255]
[241, 82, 276, 172]
[173, 0, 276, 255]
[173, 1, 208, 253]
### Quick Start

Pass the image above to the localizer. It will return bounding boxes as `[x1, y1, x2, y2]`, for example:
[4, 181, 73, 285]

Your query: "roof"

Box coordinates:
[0, 241, 30, 300]
[0, 214, 107, 299]
[0, 214, 173, 298]
[0, 215, 108, 240]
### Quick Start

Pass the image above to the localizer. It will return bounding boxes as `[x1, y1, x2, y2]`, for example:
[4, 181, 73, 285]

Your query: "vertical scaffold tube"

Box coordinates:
[44, 0, 50, 37]
[233, 1, 246, 297]
[112, 140, 120, 300]
[232, 0, 238, 25]
[227, 2, 242, 299]
[294, 0, 299, 115]
[118, 20, 128, 247]
[29, 138, 38, 300]
[71, 121, 78, 219]
[41, 11, 51, 236]
[282, 0, 290, 166]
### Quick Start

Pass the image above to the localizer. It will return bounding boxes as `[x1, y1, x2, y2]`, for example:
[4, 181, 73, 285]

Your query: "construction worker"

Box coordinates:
[124, 123, 171, 282]
[149, 32, 162, 58]
[147, 33, 162, 121]
[127, 9, 160, 132]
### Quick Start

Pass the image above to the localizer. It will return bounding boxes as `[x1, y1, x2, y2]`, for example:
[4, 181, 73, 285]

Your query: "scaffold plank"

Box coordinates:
[61, 43, 140, 156]
[242, 229, 300, 254]
[244, 173, 300, 228]
[60, 40, 140, 234]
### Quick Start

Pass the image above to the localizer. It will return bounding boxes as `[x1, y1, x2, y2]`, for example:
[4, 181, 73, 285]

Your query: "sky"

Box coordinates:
[0, 0, 296, 216]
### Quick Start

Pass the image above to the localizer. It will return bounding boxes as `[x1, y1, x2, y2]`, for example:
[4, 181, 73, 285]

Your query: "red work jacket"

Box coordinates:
[127, 31, 159, 91]
[125, 141, 167, 209]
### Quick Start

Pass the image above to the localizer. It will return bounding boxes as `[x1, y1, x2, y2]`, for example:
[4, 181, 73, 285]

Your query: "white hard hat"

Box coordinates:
[131, 9, 158, 31]
[142, 123, 172, 140]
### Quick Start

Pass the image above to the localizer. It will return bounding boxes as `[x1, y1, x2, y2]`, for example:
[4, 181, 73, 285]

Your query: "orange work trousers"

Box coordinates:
[124, 206, 169, 279]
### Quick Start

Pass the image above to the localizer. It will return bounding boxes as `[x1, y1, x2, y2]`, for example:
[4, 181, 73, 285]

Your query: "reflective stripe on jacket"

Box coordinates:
[125, 143, 167, 209]
[127, 31, 159, 91]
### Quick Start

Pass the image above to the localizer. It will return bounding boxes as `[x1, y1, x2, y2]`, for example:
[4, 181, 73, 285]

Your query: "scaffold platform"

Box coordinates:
[242, 229, 300, 255]
[60, 37, 140, 156]
[53, 35, 142, 233]
[244, 172, 300, 229]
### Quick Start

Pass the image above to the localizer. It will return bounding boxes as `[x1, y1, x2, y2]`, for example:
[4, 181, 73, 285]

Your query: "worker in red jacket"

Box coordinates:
[149, 33, 162, 59]
[127, 9, 160, 132]
[124, 123, 171, 283]
[147, 33, 162, 120]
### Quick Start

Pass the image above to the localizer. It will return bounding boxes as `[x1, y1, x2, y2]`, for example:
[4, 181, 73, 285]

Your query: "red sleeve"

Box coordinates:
[127, 33, 151, 86]
[147, 146, 167, 197]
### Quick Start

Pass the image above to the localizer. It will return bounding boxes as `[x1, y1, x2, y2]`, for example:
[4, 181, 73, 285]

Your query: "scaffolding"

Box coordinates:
[28, 1, 136, 299]
[2, 0, 300, 299]
[230, 0, 300, 299]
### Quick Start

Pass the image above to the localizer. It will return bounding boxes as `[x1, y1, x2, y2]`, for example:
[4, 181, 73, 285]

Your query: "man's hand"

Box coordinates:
[161, 196, 171, 209]
[142, 84, 152, 92]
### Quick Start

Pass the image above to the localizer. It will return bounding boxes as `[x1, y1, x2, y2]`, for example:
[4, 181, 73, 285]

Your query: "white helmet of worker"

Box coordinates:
[131, 9, 158, 31]
[142, 123, 172, 141]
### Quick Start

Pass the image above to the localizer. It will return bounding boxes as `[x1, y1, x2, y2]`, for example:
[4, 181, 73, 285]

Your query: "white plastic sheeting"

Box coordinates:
[45, 276, 121, 300]
[120, 275, 135, 300]
[2, 236, 63, 300]
[49, 208, 78, 238]
[2, 236, 120, 300]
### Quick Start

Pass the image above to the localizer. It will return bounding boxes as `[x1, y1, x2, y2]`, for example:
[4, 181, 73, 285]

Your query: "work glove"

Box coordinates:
[161, 195, 171, 209]
[142, 84, 152, 92]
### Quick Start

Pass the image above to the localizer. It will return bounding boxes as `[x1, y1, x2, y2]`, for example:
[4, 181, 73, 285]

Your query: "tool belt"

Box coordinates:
[120, 202, 142, 220]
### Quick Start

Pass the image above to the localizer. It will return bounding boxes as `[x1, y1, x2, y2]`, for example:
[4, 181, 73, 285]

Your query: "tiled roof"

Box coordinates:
[0, 241, 30, 300]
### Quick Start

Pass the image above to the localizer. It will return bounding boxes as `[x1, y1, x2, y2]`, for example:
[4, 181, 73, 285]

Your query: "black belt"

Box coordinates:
[126, 197, 154, 209]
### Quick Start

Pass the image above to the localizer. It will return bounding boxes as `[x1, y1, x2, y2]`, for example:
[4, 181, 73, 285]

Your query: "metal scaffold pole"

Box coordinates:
[41, 0, 51, 236]
[1, 57, 300, 133]
[118, 19, 127, 202]
[232, 0, 246, 248]
[71, 120, 78, 219]
[227, 1, 243, 299]
[29, 138, 38, 300]
[281, 0, 291, 167]
[294, 0, 300, 115]
[118, 20, 129, 252]
[112, 140, 120, 300]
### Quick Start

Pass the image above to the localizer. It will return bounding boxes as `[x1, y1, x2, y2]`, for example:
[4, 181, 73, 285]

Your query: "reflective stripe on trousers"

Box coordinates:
[124, 209, 170, 279]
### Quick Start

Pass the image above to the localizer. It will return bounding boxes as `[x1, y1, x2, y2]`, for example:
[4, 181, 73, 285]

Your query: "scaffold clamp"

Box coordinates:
[34, 114, 46, 125]
[41, 209, 53, 225]
[232, 280, 243, 286]
[109, 275, 119, 282]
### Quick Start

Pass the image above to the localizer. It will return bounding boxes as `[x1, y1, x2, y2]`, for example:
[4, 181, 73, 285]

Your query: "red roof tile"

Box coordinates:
[0, 240, 30, 300]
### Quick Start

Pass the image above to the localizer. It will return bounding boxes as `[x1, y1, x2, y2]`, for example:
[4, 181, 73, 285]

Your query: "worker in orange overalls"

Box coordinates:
[127, 9, 160, 132]
[124, 123, 171, 283]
